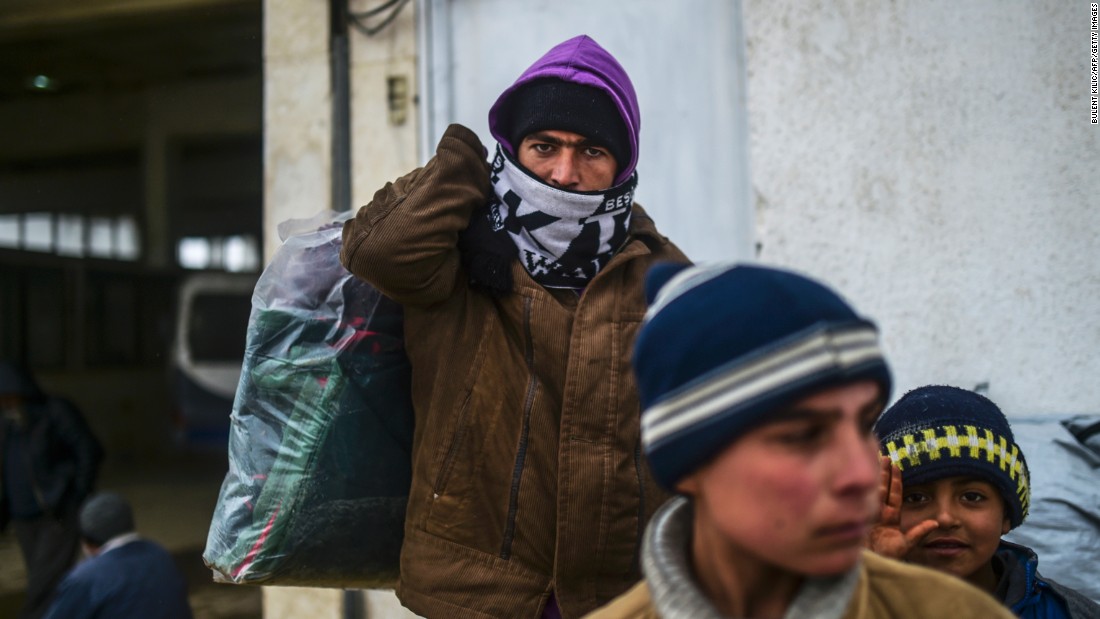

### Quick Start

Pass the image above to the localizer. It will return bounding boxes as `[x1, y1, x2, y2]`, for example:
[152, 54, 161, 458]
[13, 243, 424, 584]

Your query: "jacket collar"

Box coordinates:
[643, 497, 860, 619]
[993, 540, 1040, 610]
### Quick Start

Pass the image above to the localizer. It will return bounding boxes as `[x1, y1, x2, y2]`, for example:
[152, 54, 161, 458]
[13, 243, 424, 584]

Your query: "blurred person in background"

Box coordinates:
[44, 491, 192, 619]
[0, 360, 103, 619]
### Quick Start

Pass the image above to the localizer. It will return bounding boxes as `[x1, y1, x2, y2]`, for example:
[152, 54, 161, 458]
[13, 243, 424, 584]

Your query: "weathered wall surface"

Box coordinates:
[263, 0, 334, 260]
[263, 0, 418, 262]
[743, 1, 1100, 415]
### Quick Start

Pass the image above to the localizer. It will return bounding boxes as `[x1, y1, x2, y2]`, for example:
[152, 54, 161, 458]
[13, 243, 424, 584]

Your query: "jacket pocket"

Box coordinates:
[420, 310, 527, 550]
[430, 387, 474, 498]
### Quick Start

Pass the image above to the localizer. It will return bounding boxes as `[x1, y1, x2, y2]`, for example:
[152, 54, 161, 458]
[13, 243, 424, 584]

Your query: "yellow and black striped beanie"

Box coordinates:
[874, 385, 1029, 528]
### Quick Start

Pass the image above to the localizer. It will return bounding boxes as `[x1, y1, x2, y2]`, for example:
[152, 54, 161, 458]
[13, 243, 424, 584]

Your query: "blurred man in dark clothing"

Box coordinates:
[0, 361, 103, 619]
[44, 492, 193, 619]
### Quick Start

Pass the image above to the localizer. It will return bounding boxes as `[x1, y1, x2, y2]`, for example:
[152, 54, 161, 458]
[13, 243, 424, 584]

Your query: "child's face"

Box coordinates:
[679, 380, 884, 577]
[899, 477, 1011, 582]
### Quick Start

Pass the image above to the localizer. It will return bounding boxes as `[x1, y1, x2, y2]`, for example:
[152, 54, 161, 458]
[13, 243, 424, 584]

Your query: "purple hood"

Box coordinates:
[488, 35, 640, 187]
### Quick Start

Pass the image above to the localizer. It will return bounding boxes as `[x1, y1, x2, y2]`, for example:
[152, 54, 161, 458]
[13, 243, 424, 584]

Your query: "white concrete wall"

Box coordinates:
[348, 0, 420, 208]
[743, 1, 1100, 416]
[419, 0, 754, 262]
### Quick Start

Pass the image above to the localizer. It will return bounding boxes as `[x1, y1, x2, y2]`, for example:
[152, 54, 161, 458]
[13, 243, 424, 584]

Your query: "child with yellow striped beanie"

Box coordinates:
[871, 385, 1099, 619]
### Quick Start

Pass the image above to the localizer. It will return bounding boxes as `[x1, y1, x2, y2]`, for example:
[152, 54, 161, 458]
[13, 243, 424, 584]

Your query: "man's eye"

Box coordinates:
[777, 426, 824, 445]
[583, 147, 606, 158]
[860, 417, 877, 436]
[531, 143, 553, 154]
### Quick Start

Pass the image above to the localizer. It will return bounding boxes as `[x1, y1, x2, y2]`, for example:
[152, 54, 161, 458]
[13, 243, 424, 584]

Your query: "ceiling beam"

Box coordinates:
[0, 0, 258, 40]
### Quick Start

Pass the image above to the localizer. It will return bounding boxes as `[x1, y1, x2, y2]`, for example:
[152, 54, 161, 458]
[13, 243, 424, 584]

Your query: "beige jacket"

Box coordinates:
[587, 551, 1015, 619]
[585, 497, 1014, 619]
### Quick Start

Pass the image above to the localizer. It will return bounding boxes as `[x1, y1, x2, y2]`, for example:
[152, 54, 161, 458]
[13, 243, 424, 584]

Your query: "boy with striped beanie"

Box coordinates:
[587, 262, 1014, 619]
[871, 385, 1099, 618]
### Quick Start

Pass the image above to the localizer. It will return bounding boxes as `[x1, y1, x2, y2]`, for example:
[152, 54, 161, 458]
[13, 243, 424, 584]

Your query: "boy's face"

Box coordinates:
[678, 380, 884, 577]
[0, 393, 28, 428]
[899, 477, 1010, 582]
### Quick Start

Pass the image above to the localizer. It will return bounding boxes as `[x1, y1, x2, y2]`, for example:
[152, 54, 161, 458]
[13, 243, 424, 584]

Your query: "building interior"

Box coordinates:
[0, 1, 265, 616]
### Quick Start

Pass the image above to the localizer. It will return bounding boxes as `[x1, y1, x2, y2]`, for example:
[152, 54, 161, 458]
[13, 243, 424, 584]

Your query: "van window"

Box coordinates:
[187, 293, 252, 363]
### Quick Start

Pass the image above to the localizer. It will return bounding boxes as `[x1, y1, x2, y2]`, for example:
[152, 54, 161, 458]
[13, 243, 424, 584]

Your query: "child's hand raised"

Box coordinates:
[866, 455, 938, 559]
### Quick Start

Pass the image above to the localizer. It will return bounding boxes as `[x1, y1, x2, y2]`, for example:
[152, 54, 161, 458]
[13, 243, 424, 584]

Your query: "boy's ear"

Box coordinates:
[675, 473, 699, 497]
[1001, 516, 1011, 535]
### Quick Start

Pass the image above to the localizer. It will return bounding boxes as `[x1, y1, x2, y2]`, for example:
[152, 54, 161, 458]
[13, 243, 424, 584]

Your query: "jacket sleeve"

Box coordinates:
[41, 569, 95, 619]
[340, 124, 492, 307]
[48, 397, 103, 511]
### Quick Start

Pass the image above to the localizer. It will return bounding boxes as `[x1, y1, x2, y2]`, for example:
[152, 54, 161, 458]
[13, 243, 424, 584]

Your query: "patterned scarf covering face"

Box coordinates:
[487, 145, 637, 289]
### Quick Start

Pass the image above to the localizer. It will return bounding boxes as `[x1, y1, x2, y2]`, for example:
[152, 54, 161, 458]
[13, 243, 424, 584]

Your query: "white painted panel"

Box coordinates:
[744, 1, 1100, 415]
[419, 0, 752, 262]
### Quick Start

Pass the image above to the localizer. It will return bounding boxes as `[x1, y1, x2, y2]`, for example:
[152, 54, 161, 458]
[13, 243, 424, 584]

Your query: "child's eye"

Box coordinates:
[960, 491, 987, 503]
[903, 492, 930, 504]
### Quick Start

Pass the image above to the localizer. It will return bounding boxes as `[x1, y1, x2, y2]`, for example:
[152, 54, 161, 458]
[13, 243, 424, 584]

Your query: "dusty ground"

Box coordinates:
[0, 450, 262, 619]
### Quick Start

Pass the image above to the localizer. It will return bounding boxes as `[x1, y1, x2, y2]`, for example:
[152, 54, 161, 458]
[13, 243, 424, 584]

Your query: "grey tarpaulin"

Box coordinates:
[1004, 415, 1100, 604]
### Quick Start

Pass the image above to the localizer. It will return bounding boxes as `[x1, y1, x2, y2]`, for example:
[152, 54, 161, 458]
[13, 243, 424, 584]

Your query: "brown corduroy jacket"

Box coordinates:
[340, 124, 689, 619]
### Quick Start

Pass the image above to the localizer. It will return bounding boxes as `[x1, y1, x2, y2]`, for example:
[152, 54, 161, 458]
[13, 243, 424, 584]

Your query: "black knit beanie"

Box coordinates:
[501, 79, 630, 173]
[874, 385, 1030, 529]
[80, 492, 135, 546]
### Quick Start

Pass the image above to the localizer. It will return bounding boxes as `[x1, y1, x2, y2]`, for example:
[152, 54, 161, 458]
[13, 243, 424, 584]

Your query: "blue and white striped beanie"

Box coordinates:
[633, 262, 892, 491]
[874, 385, 1029, 528]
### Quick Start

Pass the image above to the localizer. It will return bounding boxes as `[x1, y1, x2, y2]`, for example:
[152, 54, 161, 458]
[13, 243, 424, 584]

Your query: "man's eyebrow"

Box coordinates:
[523, 132, 597, 147]
[765, 407, 839, 424]
[764, 396, 885, 425]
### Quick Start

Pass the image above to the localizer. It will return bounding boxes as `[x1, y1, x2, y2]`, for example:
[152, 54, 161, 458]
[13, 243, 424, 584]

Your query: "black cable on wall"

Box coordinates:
[330, 0, 352, 213]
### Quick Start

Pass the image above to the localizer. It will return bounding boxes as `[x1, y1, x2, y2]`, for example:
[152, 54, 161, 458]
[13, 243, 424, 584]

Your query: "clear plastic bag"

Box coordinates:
[203, 210, 413, 587]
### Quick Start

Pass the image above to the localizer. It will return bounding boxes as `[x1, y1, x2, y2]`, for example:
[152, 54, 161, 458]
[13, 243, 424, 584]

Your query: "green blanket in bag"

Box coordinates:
[204, 214, 413, 587]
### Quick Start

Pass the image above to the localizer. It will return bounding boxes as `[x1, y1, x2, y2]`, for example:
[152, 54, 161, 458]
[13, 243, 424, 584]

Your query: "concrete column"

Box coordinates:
[261, 1, 338, 615]
[262, 587, 342, 619]
[263, 0, 333, 262]
[347, 0, 420, 207]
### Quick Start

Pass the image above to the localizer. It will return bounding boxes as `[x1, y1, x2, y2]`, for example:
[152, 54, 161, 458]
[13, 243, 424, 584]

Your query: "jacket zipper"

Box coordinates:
[500, 296, 537, 559]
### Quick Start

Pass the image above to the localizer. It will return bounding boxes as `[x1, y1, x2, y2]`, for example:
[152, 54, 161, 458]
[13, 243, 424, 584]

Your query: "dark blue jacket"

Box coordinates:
[996, 541, 1100, 619]
[0, 363, 103, 529]
[43, 538, 193, 619]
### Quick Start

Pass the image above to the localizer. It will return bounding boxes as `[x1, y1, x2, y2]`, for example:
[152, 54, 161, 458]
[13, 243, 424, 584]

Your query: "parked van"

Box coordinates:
[172, 272, 257, 446]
